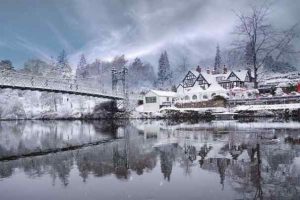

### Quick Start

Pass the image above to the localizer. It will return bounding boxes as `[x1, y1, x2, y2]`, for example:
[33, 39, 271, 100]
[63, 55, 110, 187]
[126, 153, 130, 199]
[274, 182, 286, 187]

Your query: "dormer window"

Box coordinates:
[228, 72, 239, 81]
[197, 74, 208, 86]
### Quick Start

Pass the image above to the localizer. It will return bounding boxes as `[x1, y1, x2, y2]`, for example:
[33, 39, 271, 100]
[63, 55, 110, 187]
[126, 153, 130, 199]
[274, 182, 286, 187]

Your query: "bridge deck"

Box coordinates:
[0, 70, 123, 100]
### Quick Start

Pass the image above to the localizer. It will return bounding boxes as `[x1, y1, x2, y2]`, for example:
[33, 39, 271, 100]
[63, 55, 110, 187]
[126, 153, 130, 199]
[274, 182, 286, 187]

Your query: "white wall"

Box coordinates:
[143, 91, 174, 112]
[143, 91, 160, 112]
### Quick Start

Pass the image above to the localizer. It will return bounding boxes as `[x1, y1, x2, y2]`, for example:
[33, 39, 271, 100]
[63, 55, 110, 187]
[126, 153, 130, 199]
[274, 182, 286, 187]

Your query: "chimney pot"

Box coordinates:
[223, 65, 227, 74]
[196, 65, 201, 73]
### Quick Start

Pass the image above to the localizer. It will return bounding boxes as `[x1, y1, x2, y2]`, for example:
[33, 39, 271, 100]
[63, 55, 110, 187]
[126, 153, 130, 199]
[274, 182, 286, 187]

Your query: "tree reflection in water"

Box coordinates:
[1, 120, 300, 199]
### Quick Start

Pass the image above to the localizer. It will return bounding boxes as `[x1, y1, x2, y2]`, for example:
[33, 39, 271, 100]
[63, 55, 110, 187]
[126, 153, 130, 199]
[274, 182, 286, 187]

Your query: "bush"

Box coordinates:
[212, 95, 227, 103]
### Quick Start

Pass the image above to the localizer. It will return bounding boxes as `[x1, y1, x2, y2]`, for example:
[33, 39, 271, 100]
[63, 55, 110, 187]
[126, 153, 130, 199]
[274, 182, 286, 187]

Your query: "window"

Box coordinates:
[184, 95, 190, 100]
[166, 97, 169, 101]
[192, 95, 197, 100]
[145, 96, 156, 103]
[203, 95, 208, 99]
[197, 74, 207, 85]
[211, 93, 216, 97]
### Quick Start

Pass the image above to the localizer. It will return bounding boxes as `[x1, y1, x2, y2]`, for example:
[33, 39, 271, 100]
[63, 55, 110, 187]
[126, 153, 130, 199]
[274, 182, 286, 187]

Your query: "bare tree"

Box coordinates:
[233, 3, 299, 88]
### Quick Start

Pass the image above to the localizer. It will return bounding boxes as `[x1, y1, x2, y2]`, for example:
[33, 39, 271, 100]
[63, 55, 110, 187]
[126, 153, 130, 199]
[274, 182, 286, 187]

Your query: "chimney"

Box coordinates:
[196, 65, 201, 73]
[206, 69, 210, 74]
[247, 68, 252, 80]
[223, 65, 227, 74]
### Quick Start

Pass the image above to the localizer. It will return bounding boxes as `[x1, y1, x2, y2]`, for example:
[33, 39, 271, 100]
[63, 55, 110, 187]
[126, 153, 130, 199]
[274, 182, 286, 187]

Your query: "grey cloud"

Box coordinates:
[67, 0, 300, 68]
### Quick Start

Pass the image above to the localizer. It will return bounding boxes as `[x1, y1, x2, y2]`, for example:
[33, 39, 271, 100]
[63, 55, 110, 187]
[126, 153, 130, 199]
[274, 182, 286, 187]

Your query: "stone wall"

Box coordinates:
[175, 99, 226, 108]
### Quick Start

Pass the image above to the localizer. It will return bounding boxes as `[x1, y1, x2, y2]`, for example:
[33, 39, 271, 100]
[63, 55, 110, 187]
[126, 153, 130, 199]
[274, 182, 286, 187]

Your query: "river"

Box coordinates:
[0, 119, 300, 200]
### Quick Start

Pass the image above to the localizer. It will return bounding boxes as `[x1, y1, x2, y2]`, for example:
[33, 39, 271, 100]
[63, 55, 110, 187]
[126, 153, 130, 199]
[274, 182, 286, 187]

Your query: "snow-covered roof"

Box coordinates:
[184, 84, 204, 93]
[201, 72, 219, 85]
[176, 83, 183, 89]
[190, 70, 200, 76]
[150, 90, 177, 97]
[233, 70, 248, 81]
[206, 83, 227, 92]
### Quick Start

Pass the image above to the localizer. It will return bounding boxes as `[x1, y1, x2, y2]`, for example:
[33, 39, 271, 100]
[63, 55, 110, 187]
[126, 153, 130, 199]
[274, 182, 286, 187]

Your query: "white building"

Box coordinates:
[143, 90, 177, 112]
[176, 67, 254, 102]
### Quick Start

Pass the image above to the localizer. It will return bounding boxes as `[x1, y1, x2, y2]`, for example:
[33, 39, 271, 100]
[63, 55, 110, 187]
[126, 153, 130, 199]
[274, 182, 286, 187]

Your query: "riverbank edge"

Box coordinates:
[1, 108, 300, 120]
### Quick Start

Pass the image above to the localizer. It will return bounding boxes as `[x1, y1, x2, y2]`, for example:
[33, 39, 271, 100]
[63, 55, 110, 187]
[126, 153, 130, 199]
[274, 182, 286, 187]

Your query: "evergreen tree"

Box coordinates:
[76, 54, 88, 78]
[57, 50, 67, 65]
[131, 57, 143, 73]
[78, 54, 87, 70]
[143, 63, 156, 82]
[128, 58, 156, 89]
[157, 51, 172, 88]
[214, 44, 221, 73]
[55, 50, 72, 78]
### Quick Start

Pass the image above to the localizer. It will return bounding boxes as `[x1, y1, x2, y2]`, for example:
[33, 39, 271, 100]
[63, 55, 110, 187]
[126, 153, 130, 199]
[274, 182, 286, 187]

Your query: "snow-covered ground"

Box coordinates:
[135, 104, 226, 114]
[234, 103, 300, 111]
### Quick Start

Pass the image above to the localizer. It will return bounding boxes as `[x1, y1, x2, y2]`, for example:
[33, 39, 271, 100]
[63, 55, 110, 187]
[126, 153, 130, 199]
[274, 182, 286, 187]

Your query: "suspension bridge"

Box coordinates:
[0, 70, 125, 100]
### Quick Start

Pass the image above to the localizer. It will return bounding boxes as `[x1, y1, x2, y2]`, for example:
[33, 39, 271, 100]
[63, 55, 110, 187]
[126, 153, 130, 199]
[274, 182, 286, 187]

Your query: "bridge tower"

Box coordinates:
[111, 66, 128, 110]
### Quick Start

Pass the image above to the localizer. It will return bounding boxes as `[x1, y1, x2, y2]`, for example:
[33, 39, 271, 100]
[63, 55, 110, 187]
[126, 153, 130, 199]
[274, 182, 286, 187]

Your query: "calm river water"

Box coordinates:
[0, 119, 300, 200]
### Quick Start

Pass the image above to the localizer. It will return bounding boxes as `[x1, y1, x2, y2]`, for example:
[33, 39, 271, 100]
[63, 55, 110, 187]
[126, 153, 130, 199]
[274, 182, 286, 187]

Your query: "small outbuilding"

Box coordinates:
[143, 90, 177, 112]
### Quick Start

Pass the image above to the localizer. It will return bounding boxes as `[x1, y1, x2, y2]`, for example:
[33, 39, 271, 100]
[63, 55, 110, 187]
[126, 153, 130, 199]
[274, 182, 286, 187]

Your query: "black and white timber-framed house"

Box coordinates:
[177, 66, 254, 92]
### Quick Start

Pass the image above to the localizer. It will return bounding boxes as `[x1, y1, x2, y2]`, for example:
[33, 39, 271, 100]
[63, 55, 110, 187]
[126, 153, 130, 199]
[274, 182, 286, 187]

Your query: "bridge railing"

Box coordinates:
[0, 70, 122, 99]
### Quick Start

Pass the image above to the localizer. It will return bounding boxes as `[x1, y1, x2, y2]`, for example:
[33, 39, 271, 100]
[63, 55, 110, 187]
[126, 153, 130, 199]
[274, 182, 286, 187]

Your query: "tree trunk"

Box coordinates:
[254, 67, 258, 89]
[253, 44, 258, 89]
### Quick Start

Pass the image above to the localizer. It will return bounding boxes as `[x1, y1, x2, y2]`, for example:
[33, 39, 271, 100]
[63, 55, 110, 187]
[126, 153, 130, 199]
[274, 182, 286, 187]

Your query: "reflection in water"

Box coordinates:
[0, 120, 300, 199]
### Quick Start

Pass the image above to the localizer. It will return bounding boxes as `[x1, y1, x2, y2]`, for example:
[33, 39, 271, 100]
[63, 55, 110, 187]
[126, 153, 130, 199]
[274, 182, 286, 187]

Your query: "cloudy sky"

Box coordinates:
[0, 0, 299, 69]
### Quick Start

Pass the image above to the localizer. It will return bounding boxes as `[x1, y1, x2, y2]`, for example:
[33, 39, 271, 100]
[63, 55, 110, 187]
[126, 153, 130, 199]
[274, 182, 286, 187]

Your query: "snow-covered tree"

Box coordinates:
[263, 55, 296, 73]
[143, 63, 156, 82]
[157, 51, 172, 89]
[233, 3, 299, 88]
[214, 44, 221, 73]
[76, 54, 88, 78]
[112, 55, 127, 70]
[52, 50, 72, 78]
[22, 59, 52, 76]
[131, 57, 143, 73]
[0, 60, 14, 71]
[128, 57, 156, 89]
